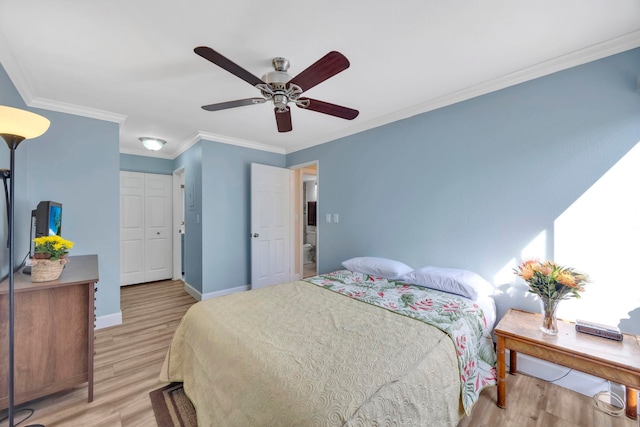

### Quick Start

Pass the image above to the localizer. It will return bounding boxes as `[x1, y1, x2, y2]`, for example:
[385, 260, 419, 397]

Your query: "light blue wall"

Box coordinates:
[171, 140, 285, 294]
[200, 140, 285, 294]
[0, 64, 120, 318]
[174, 143, 203, 292]
[287, 48, 640, 335]
[120, 153, 174, 175]
[7, 45, 637, 333]
[123, 140, 285, 296]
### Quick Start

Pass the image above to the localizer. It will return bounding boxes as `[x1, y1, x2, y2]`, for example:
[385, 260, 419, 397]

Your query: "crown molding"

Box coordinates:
[0, 28, 37, 104]
[288, 30, 640, 154]
[197, 131, 287, 154]
[158, 130, 285, 160]
[26, 97, 127, 125]
[170, 132, 201, 159]
[28, 97, 126, 124]
[0, 29, 126, 124]
[119, 146, 174, 159]
[4, 27, 639, 157]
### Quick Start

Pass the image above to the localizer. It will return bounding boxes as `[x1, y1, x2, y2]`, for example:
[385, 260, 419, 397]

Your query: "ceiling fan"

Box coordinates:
[194, 46, 359, 133]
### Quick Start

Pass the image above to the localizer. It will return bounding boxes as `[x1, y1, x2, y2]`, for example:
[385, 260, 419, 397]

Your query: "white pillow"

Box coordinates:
[341, 257, 413, 280]
[400, 266, 491, 300]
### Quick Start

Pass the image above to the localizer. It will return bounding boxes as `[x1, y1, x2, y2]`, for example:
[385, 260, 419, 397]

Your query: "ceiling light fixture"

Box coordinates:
[139, 137, 166, 151]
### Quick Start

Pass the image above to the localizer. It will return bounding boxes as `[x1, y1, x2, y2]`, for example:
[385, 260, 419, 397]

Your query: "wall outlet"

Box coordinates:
[325, 213, 332, 223]
[333, 213, 339, 223]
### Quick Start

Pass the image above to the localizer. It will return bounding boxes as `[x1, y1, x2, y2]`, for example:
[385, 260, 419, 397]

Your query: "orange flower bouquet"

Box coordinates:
[515, 259, 589, 334]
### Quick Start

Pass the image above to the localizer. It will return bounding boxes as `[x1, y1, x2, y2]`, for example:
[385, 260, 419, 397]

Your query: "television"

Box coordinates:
[35, 200, 62, 238]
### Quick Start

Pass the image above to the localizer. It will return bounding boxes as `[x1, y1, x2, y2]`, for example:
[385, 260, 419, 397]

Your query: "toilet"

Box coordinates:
[303, 230, 316, 264]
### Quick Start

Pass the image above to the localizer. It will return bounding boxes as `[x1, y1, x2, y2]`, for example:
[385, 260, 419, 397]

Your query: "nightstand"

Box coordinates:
[494, 308, 640, 420]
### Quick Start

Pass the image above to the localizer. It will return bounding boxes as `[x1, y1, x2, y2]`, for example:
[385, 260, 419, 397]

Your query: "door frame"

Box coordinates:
[289, 161, 319, 280]
[172, 167, 185, 281]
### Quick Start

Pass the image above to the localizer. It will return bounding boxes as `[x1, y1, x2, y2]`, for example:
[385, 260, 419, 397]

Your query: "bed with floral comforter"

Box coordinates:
[160, 271, 497, 426]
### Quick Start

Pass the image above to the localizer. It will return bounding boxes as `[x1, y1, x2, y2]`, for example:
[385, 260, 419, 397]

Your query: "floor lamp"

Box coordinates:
[0, 105, 50, 427]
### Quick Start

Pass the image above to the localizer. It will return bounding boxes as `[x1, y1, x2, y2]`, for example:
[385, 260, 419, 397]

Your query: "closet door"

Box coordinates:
[121, 172, 145, 285]
[120, 171, 173, 285]
[144, 174, 173, 282]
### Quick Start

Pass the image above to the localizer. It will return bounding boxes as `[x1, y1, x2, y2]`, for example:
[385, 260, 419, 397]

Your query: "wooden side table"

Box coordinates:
[495, 308, 640, 420]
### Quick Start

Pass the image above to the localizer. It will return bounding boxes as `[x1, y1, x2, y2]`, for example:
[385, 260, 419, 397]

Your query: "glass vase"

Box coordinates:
[539, 297, 559, 335]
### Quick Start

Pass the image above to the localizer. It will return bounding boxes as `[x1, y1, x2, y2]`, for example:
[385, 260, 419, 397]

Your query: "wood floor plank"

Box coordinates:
[458, 374, 637, 427]
[2, 279, 636, 427]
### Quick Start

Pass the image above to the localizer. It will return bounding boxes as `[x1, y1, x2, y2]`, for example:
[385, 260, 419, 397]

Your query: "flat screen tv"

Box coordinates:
[35, 200, 62, 238]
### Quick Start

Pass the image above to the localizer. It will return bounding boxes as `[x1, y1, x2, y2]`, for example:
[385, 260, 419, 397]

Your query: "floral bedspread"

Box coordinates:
[304, 270, 497, 414]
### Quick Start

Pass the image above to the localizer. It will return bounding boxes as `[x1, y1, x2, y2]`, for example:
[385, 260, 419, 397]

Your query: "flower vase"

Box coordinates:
[539, 297, 559, 335]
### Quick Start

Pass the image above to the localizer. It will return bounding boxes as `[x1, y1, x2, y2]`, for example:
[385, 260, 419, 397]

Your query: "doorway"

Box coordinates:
[120, 171, 173, 285]
[290, 162, 318, 279]
[172, 168, 185, 280]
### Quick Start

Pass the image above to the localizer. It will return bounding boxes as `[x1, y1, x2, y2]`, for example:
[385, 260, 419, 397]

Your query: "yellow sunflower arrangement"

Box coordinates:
[33, 235, 74, 261]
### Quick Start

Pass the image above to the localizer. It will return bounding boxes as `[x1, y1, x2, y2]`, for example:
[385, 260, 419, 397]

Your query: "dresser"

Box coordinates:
[0, 254, 98, 408]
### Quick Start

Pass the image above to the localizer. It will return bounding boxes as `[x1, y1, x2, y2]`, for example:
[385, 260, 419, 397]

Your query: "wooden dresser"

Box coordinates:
[0, 254, 98, 409]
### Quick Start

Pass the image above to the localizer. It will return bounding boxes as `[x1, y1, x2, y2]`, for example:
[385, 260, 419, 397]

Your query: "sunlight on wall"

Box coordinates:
[493, 231, 551, 313]
[554, 142, 640, 327]
[521, 230, 549, 261]
[494, 232, 549, 286]
[493, 259, 518, 287]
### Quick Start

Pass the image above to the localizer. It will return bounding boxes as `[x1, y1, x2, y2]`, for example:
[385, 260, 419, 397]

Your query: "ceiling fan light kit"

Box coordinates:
[194, 47, 359, 132]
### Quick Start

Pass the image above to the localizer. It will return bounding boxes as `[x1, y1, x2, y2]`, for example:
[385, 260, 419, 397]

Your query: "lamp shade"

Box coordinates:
[139, 137, 166, 151]
[0, 105, 50, 139]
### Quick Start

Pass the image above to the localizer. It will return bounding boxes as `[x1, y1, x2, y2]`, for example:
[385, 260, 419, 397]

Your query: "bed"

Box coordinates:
[160, 269, 497, 426]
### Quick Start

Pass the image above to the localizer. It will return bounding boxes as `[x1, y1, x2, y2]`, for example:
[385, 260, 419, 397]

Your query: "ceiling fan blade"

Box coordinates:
[202, 98, 266, 112]
[274, 107, 293, 133]
[194, 46, 265, 87]
[288, 51, 350, 92]
[297, 98, 359, 120]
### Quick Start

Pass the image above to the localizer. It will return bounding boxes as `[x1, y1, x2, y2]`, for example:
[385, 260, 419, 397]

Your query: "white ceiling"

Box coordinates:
[0, 1, 639, 159]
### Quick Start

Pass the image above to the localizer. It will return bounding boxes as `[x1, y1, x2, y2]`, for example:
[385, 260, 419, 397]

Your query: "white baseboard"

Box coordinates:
[202, 285, 249, 300]
[183, 281, 201, 301]
[95, 283, 248, 329]
[184, 281, 249, 301]
[507, 350, 612, 398]
[95, 311, 122, 330]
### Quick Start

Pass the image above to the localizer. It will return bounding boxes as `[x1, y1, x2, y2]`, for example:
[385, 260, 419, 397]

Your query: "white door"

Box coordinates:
[144, 174, 173, 282]
[251, 163, 291, 289]
[121, 172, 145, 285]
[120, 171, 173, 285]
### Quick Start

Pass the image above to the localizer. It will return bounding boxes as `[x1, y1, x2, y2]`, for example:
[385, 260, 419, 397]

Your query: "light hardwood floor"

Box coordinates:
[1, 279, 636, 427]
[1, 279, 196, 427]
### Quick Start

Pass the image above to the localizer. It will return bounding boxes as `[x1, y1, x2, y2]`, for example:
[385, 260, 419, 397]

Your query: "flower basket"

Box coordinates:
[31, 257, 68, 282]
[31, 235, 74, 282]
